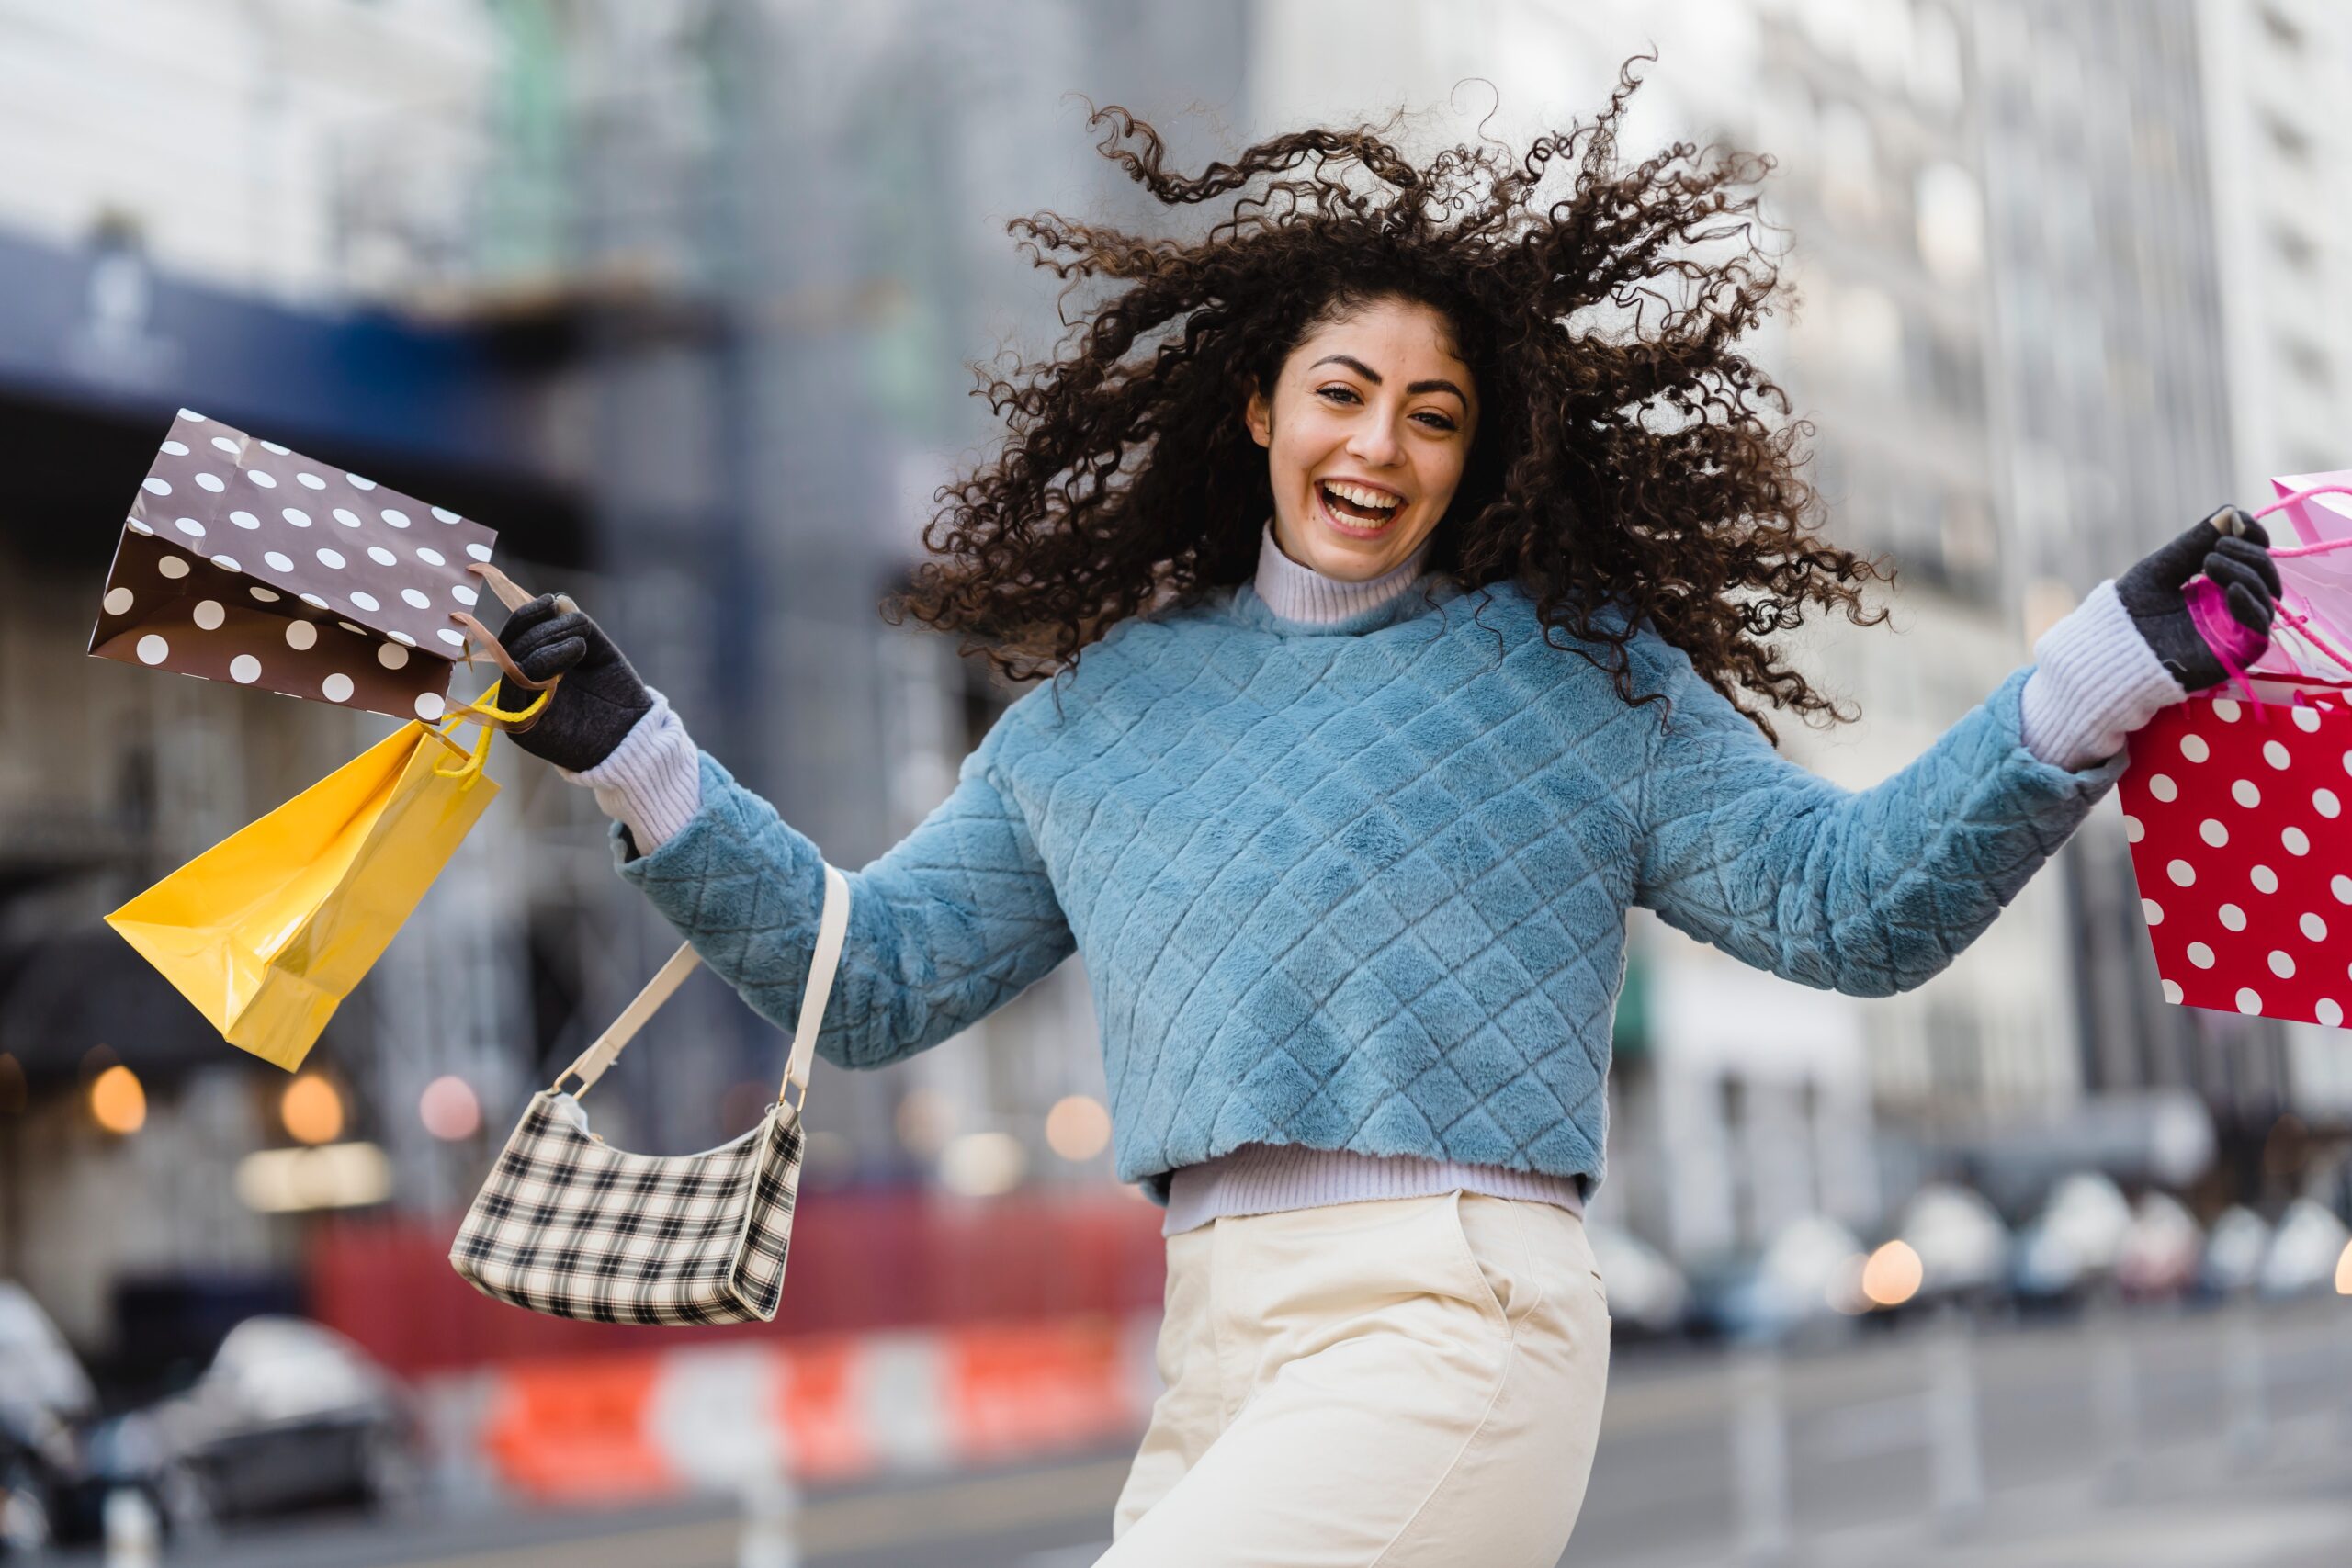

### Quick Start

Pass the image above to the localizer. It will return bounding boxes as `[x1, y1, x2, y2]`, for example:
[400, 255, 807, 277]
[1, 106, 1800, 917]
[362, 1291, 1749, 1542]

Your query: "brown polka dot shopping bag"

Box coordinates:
[86, 409, 501, 722]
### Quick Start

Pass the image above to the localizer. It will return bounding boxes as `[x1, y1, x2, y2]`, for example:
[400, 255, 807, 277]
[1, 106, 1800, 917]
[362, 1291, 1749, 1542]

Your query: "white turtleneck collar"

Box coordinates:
[1252, 519, 1434, 625]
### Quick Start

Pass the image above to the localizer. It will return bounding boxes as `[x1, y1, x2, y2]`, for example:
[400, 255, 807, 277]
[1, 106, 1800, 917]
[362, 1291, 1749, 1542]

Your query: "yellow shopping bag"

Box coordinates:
[105, 682, 547, 1070]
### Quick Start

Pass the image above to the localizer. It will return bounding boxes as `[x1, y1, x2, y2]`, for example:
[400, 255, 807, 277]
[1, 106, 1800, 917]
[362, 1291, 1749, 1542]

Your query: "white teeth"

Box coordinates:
[1323, 480, 1399, 511]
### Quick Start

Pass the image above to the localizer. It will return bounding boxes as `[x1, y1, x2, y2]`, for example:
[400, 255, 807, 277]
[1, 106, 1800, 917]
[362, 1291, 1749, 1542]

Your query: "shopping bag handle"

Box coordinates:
[554, 863, 852, 1122]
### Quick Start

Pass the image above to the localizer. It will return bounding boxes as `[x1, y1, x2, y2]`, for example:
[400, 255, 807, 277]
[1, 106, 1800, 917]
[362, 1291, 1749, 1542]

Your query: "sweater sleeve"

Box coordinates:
[1629, 639, 2124, 998]
[614, 746, 1075, 1070]
[2016, 580, 2186, 771]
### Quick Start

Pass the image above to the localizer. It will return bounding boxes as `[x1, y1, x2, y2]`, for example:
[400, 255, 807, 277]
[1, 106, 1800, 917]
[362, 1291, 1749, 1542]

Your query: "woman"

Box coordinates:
[492, 73, 2280, 1566]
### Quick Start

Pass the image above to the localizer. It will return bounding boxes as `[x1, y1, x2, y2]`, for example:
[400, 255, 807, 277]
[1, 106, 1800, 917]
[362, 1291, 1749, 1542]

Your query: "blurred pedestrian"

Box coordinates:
[489, 61, 2278, 1568]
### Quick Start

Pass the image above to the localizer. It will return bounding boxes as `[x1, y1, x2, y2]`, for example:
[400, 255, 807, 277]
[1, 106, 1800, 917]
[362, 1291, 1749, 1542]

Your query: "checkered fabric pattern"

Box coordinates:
[615, 577, 2128, 1204]
[449, 1091, 804, 1325]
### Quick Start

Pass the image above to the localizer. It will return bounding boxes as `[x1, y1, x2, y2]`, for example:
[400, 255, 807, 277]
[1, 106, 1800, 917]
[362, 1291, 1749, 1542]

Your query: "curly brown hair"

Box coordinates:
[883, 59, 1892, 741]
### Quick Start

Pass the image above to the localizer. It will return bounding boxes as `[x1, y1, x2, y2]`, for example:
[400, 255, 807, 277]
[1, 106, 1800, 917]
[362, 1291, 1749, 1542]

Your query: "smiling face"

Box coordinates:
[1246, 295, 1479, 582]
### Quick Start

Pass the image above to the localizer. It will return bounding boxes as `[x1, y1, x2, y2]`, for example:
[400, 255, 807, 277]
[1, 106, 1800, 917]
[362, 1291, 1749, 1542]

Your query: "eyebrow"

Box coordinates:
[1309, 354, 1469, 406]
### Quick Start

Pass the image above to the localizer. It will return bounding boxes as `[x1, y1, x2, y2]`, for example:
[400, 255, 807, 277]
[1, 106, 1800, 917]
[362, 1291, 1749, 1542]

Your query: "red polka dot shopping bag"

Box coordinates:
[85, 409, 502, 722]
[2122, 478, 2352, 1027]
[2122, 688, 2352, 1026]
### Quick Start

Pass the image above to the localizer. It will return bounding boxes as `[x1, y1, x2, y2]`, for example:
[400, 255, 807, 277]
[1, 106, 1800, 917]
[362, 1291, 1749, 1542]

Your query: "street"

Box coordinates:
[49, 1300, 2352, 1567]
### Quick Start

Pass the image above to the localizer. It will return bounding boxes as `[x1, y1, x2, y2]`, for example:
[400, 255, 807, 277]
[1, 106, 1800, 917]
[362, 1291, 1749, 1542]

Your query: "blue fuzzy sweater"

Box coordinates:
[615, 576, 2127, 1200]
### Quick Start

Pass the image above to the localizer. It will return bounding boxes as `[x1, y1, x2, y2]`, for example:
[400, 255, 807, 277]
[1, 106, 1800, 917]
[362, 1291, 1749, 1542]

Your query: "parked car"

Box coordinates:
[1893, 1183, 2010, 1303]
[2010, 1172, 2134, 1306]
[2199, 1205, 2272, 1296]
[77, 1316, 419, 1537]
[0, 1283, 99, 1556]
[1692, 1214, 1869, 1344]
[2257, 1198, 2350, 1299]
[2114, 1192, 2203, 1301]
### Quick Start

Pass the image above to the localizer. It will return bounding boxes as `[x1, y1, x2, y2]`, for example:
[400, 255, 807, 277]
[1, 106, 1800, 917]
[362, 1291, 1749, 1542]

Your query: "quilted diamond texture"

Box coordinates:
[621, 579, 2125, 1201]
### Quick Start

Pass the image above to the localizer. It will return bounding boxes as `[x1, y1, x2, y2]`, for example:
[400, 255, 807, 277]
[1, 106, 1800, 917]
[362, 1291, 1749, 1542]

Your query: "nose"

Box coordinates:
[1347, 415, 1403, 468]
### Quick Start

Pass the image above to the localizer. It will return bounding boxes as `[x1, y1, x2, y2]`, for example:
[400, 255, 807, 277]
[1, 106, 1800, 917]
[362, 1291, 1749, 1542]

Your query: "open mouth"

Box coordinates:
[1317, 479, 1403, 526]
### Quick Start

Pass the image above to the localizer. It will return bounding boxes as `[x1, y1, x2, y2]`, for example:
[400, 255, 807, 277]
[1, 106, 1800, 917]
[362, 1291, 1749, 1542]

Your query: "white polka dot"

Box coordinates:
[2237, 987, 2265, 1014]
[2162, 979, 2184, 1005]
[296, 472, 326, 490]
[388, 631, 415, 647]
[349, 591, 379, 612]
[2285, 826, 2312, 855]
[416, 547, 445, 567]
[2316, 788, 2341, 818]
[173, 517, 204, 539]
[299, 592, 328, 609]
[2149, 773, 2178, 803]
[157, 556, 189, 580]
[192, 600, 224, 630]
[413, 691, 445, 720]
[2180, 734, 2210, 762]
[368, 547, 396, 566]
[2220, 903, 2246, 931]
[2270, 951, 2297, 978]
[282, 507, 311, 528]
[126, 519, 150, 535]
[381, 509, 411, 528]
[2335, 875, 2352, 904]
[209, 435, 239, 455]
[2233, 779, 2262, 807]
[432, 506, 461, 524]
[159, 440, 188, 457]
[141, 477, 170, 496]
[2213, 699, 2242, 722]
[135, 634, 168, 664]
[249, 469, 277, 489]
[401, 588, 431, 609]
[2265, 740, 2292, 770]
[2188, 942, 2216, 969]
[321, 672, 354, 703]
[337, 621, 366, 636]
[2322, 999, 2346, 1027]
[2200, 818, 2228, 847]
[2343, 750, 2352, 778]
[436, 628, 467, 648]
[103, 587, 134, 615]
[249, 586, 280, 604]
[2302, 912, 2328, 942]
[230, 653, 261, 684]
[379, 642, 410, 671]
[177, 408, 206, 422]
[259, 440, 290, 455]
[316, 548, 345, 570]
[347, 474, 377, 491]
[2293, 707, 2322, 732]
[193, 472, 224, 493]
[209, 555, 240, 573]
[451, 584, 479, 606]
[230, 510, 260, 530]
[2254, 864, 2280, 894]
[466, 543, 492, 562]
[285, 621, 317, 650]
[264, 551, 293, 572]
[2142, 899, 2165, 926]
[2166, 859, 2196, 886]
[2123, 814, 2144, 843]
[334, 509, 363, 528]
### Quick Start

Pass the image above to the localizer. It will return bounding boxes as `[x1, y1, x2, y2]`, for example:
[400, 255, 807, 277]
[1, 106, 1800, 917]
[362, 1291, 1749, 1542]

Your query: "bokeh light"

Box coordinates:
[940, 1132, 1024, 1197]
[1861, 1239, 1924, 1308]
[2335, 1238, 2352, 1297]
[280, 1075, 345, 1145]
[1045, 1094, 1112, 1161]
[89, 1065, 145, 1134]
[419, 1076, 481, 1142]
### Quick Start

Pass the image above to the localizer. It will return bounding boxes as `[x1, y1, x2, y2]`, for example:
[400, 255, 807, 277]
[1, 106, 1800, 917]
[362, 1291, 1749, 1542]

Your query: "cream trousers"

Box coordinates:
[1099, 1190, 1611, 1567]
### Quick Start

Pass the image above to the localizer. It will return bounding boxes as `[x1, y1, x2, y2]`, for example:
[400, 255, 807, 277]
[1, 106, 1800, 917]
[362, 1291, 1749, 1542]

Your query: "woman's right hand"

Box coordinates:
[492, 594, 655, 773]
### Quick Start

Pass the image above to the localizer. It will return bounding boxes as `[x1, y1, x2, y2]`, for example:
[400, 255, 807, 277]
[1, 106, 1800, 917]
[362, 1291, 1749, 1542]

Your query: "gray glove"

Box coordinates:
[492, 595, 654, 773]
[2116, 504, 2282, 694]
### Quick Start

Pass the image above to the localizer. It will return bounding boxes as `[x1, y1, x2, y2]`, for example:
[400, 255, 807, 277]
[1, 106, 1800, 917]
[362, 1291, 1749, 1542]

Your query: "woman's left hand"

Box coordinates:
[2116, 504, 2284, 692]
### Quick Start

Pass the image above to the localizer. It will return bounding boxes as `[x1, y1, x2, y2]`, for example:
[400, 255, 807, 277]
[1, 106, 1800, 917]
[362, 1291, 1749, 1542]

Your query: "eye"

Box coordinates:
[1316, 385, 1363, 405]
[1412, 411, 1457, 432]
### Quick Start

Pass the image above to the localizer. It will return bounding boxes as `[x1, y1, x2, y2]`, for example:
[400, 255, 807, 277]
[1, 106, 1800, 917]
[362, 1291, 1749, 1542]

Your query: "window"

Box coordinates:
[1914, 161, 1984, 285]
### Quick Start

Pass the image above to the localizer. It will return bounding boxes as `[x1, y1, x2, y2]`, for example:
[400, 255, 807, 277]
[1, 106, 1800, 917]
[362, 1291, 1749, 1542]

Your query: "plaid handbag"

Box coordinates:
[447, 863, 849, 1325]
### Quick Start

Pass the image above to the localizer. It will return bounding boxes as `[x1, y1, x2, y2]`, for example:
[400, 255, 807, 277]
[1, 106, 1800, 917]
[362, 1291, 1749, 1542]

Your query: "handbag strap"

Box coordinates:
[556, 863, 852, 1111]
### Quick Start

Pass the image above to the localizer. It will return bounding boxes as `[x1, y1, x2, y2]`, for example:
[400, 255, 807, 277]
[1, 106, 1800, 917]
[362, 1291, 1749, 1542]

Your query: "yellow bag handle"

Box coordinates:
[424, 563, 571, 779]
